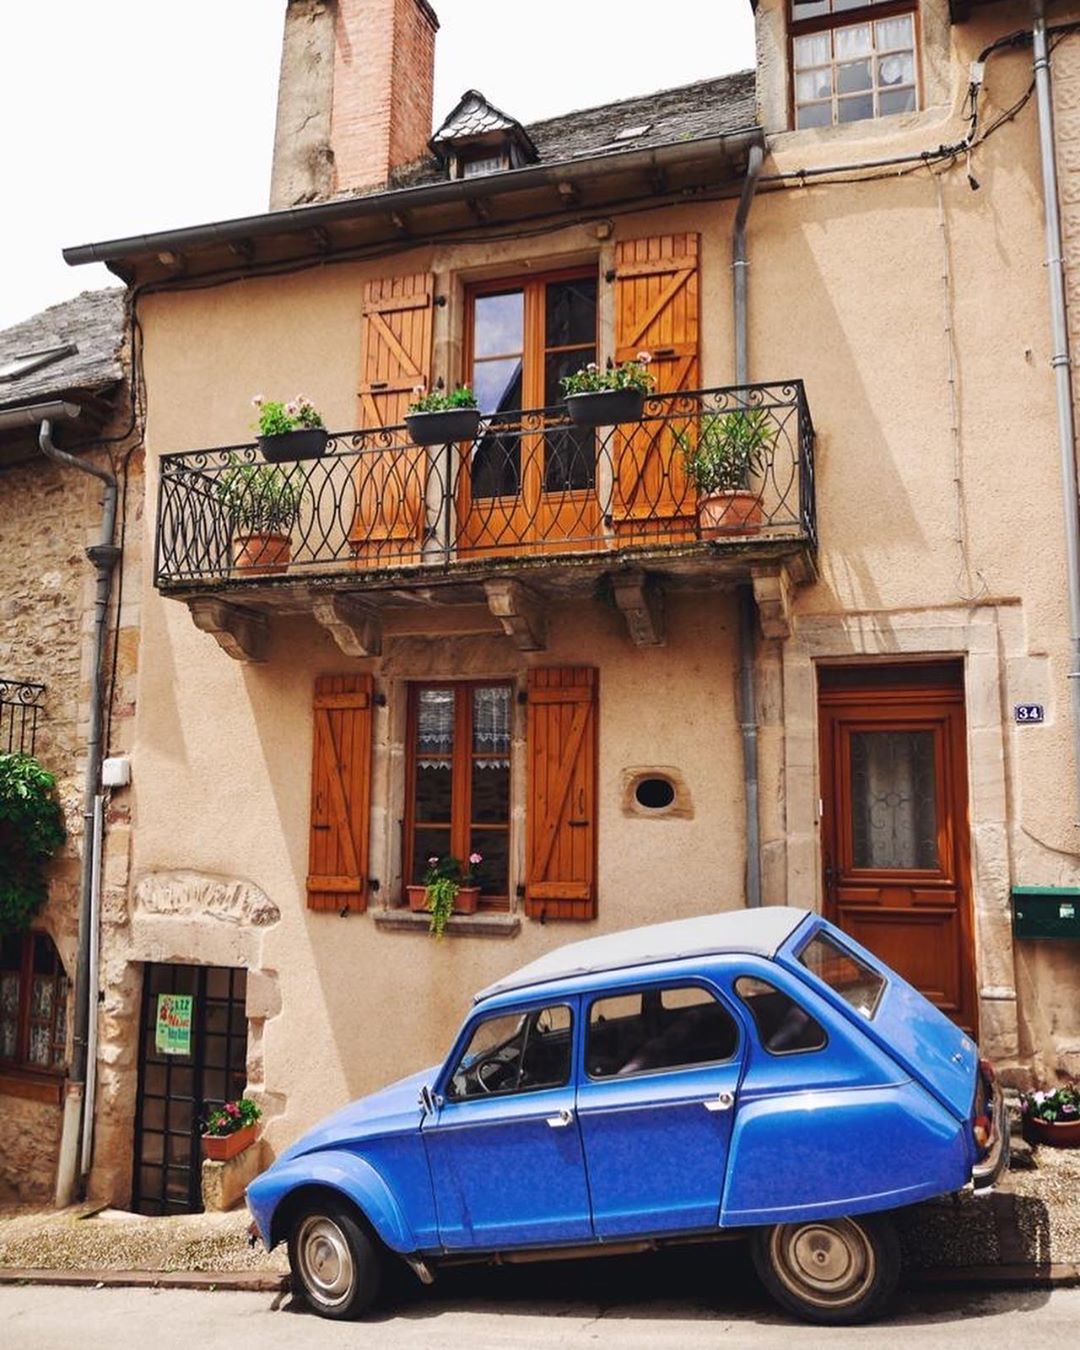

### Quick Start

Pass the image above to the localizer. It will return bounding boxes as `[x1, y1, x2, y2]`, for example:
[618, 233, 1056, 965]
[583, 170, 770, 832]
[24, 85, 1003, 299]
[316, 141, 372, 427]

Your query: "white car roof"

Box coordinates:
[475, 906, 813, 1003]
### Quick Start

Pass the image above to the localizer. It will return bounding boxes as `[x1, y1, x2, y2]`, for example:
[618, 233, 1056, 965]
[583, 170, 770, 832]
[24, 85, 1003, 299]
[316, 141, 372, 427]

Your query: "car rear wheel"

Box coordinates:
[288, 1201, 382, 1320]
[751, 1213, 900, 1325]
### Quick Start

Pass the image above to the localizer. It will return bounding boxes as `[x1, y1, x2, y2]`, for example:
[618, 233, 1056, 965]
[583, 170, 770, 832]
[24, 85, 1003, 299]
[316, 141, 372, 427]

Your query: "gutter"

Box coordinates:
[1032, 1, 1080, 822]
[63, 127, 764, 270]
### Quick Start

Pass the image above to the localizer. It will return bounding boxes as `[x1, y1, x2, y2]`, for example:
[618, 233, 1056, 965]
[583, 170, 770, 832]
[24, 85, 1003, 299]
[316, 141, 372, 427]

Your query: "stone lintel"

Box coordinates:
[311, 593, 382, 657]
[612, 570, 666, 647]
[187, 599, 268, 663]
[752, 564, 793, 641]
[484, 579, 547, 651]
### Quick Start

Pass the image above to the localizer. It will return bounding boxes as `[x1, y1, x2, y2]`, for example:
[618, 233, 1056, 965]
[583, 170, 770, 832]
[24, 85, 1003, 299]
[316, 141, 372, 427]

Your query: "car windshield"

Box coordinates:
[798, 932, 886, 1019]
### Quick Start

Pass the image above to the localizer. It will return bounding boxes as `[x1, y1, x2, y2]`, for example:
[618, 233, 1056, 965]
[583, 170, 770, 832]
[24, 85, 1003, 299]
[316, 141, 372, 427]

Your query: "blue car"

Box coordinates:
[246, 908, 1007, 1324]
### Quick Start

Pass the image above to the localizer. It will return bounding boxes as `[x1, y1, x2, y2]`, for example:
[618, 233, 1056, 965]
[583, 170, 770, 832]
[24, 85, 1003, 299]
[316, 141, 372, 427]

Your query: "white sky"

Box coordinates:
[0, 1, 755, 331]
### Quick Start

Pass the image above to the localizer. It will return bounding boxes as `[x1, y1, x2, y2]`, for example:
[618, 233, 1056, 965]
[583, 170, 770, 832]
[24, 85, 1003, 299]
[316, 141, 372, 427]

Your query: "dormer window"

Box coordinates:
[431, 90, 539, 182]
[791, 1, 918, 130]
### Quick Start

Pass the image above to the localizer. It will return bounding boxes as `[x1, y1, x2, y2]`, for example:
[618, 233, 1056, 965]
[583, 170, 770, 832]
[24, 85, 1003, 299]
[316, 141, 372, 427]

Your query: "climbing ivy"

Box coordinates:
[0, 754, 66, 936]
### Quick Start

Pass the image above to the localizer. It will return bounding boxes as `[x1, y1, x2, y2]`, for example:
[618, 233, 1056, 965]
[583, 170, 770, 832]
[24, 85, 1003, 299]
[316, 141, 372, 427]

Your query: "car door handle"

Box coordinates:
[703, 1092, 734, 1113]
[546, 1109, 574, 1128]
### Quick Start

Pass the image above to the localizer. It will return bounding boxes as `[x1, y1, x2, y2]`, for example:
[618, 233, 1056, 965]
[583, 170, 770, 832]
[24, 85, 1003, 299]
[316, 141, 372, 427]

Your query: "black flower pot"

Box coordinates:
[405, 407, 482, 447]
[565, 388, 646, 428]
[257, 428, 329, 463]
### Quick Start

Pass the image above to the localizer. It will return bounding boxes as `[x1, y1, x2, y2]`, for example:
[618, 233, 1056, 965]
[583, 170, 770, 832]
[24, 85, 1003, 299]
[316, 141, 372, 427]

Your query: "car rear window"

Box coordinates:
[798, 932, 886, 1019]
[734, 976, 827, 1054]
[587, 984, 738, 1078]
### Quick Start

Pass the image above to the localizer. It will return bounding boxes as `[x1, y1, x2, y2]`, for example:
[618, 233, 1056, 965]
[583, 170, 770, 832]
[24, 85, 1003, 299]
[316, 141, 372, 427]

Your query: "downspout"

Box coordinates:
[37, 414, 119, 1203]
[1032, 1, 1080, 820]
[734, 143, 765, 909]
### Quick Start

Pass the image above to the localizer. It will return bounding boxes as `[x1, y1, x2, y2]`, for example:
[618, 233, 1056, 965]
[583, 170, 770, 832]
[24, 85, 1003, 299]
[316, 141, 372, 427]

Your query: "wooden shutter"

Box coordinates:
[526, 668, 598, 921]
[351, 272, 434, 561]
[307, 674, 373, 912]
[613, 233, 700, 540]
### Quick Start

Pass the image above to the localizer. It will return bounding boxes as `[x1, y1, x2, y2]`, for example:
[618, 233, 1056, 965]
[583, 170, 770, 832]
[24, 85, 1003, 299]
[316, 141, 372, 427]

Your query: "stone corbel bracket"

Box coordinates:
[311, 593, 382, 657]
[187, 598, 269, 663]
[751, 564, 793, 641]
[484, 579, 547, 651]
[612, 570, 666, 647]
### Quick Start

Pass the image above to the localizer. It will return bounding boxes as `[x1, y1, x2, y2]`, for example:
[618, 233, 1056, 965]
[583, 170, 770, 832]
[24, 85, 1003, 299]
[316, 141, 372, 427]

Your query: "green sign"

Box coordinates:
[155, 993, 194, 1056]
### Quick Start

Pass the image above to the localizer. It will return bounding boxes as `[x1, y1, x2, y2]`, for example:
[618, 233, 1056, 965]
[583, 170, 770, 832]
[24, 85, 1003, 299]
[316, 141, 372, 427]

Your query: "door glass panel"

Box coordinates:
[587, 986, 737, 1077]
[472, 686, 510, 754]
[545, 279, 597, 349]
[850, 729, 939, 869]
[448, 1005, 572, 1099]
[473, 357, 523, 416]
[474, 291, 524, 358]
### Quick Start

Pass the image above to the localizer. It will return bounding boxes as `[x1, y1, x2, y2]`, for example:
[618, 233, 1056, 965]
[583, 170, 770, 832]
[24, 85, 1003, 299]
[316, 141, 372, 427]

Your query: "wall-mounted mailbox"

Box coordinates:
[1012, 887, 1080, 940]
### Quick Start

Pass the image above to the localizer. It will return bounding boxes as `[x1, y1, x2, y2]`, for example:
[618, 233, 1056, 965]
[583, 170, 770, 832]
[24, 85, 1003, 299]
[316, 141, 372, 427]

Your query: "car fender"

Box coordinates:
[720, 1080, 971, 1227]
[248, 1149, 418, 1254]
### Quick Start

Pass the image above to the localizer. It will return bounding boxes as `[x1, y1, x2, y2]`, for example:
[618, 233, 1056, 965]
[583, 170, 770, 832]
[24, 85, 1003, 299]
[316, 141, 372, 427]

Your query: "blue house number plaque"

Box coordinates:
[1014, 704, 1045, 724]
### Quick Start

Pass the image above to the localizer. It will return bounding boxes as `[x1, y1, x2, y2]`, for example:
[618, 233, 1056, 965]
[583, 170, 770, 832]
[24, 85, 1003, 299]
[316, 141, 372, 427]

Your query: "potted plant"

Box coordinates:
[215, 455, 303, 575]
[678, 407, 774, 537]
[406, 852, 483, 936]
[252, 394, 329, 463]
[1021, 1085, 1080, 1147]
[202, 1096, 262, 1161]
[561, 353, 655, 427]
[405, 383, 481, 447]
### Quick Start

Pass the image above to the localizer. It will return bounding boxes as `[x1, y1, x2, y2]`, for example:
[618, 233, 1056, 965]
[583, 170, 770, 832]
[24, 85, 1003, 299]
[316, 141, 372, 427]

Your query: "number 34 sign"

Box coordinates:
[1014, 704, 1045, 724]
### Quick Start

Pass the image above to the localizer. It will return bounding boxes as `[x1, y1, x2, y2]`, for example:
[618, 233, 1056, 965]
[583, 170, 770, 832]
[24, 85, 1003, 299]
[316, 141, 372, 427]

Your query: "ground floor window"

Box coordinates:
[405, 682, 512, 908]
[0, 931, 68, 1072]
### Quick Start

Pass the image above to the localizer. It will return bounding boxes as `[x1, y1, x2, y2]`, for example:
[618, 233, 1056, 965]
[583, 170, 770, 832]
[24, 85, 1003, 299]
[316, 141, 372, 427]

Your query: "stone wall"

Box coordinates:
[0, 1094, 62, 1204]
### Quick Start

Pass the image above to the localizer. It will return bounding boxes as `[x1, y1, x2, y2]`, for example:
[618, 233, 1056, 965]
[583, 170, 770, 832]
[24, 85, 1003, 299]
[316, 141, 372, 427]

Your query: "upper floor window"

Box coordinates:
[0, 931, 68, 1073]
[792, 2, 918, 129]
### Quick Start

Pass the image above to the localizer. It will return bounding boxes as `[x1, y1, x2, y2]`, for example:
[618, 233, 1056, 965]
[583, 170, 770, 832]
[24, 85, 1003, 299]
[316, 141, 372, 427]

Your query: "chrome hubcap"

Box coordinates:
[296, 1216, 355, 1308]
[770, 1219, 875, 1309]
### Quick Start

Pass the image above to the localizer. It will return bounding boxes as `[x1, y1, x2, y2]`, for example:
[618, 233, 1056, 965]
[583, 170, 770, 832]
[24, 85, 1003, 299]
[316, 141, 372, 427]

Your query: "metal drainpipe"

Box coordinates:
[734, 143, 765, 909]
[37, 416, 119, 1202]
[1033, 2, 1080, 820]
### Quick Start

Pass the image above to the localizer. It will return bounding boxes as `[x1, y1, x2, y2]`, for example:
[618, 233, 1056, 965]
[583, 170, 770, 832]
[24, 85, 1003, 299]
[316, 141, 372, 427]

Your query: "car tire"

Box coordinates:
[750, 1213, 901, 1325]
[288, 1200, 382, 1320]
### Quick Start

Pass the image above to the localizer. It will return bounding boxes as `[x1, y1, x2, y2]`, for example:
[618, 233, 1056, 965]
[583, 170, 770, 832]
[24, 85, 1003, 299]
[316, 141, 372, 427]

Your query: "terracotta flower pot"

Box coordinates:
[406, 884, 429, 913]
[202, 1121, 258, 1162]
[454, 886, 480, 915]
[232, 531, 291, 575]
[1024, 1115, 1080, 1147]
[697, 490, 763, 538]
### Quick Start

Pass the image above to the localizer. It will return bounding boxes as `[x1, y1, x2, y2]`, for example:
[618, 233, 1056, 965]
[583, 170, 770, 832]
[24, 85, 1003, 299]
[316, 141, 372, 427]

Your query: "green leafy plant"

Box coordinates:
[561, 354, 655, 397]
[204, 1096, 262, 1137]
[251, 394, 324, 437]
[422, 852, 482, 938]
[408, 384, 478, 414]
[215, 455, 303, 535]
[0, 754, 66, 936]
[1021, 1085, 1080, 1125]
[677, 408, 775, 496]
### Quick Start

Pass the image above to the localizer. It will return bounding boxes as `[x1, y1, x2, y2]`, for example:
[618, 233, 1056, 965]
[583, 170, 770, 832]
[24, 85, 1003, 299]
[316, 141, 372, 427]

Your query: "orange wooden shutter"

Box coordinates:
[613, 233, 700, 540]
[307, 673, 374, 912]
[526, 668, 598, 921]
[351, 272, 434, 561]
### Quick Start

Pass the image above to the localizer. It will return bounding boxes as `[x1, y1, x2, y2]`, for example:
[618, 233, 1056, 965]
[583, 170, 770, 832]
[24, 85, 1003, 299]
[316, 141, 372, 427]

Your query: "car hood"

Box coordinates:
[275, 1065, 439, 1164]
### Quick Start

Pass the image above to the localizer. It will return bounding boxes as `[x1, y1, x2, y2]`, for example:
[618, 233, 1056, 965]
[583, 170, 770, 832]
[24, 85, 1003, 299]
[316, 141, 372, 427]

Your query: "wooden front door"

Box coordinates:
[818, 663, 977, 1035]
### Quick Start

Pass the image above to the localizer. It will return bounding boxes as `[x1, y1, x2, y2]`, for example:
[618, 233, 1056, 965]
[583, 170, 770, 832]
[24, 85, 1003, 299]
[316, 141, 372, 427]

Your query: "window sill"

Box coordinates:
[0, 1068, 65, 1105]
[373, 908, 522, 939]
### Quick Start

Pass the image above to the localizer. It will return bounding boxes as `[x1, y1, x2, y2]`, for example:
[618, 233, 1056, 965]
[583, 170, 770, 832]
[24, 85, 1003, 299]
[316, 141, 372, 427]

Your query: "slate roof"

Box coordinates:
[0, 288, 126, 413]
[433, 90, 523, 144]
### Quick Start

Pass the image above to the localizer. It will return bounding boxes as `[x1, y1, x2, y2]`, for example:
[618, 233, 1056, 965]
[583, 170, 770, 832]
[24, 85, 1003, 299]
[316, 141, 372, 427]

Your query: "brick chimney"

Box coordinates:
[270, 0, 439, 210]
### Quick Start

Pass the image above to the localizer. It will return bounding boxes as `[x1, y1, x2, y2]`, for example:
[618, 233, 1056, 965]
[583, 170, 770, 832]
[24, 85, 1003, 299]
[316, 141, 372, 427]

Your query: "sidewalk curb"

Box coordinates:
[0, 1268, 289, 1293]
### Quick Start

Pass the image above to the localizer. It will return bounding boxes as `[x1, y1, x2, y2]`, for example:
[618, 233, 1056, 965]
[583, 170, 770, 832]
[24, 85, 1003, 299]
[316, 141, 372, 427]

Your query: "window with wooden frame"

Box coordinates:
[0, 931, 68, 1074]
[791, 1, 919, 130]
[405, 683, 513, 910]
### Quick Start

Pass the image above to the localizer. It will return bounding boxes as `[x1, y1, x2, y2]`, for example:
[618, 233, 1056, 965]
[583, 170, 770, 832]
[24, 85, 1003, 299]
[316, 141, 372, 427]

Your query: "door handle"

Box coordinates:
[704, 1092, 734, 1113]
[546, 1108, 574, 1128]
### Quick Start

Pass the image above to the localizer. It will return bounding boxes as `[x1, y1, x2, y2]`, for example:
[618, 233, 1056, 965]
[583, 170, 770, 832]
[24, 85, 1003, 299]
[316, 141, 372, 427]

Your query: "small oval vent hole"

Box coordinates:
[635, 777, 676, 811]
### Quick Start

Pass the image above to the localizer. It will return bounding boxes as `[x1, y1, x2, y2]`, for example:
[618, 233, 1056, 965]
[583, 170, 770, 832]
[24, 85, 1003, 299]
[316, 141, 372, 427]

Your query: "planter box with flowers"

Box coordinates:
[202, 1096, 262, 1161]
[561, 353, 655, 427]
[252, 393, 329, 462]
[405, 383, 481, 446]
[406, 852, 484, 936]
[1021, 1084, 1080, 1147]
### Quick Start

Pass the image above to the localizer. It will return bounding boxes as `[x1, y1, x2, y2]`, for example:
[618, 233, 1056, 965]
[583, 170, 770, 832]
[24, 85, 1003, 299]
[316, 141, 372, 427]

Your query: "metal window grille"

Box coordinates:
[0, 680, 45, 756]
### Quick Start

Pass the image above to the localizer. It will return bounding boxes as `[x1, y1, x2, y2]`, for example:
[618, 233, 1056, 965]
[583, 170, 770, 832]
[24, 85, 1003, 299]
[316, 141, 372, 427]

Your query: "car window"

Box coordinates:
[735, 976, 827, 1055]
[587, 985, 738, 1078]
[798, 932, 886, 1019]
[447, 1004, 572, 1100]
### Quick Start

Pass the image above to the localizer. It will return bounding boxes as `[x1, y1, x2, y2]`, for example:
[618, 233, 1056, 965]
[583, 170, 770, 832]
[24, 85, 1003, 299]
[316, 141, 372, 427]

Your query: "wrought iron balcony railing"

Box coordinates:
[154, 382, 815, 588]
[0, 680, 45, 756]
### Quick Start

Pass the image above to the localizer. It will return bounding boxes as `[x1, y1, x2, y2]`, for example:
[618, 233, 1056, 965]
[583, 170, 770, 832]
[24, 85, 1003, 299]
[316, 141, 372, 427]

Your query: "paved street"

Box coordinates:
[1, 1248, 1076, 1349]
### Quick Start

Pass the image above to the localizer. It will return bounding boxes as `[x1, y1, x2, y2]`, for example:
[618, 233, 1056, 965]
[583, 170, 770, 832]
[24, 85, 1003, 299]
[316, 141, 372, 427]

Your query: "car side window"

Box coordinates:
[587, 984, 738, 1078]
[735, 976, 827, 1055]
[447, 1004, 572, 1101]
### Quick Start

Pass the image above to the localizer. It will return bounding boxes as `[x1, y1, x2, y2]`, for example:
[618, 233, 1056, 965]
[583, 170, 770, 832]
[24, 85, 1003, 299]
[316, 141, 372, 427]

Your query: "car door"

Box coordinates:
[576, 981, 743, 1239]
[422, 998, 592, 1250]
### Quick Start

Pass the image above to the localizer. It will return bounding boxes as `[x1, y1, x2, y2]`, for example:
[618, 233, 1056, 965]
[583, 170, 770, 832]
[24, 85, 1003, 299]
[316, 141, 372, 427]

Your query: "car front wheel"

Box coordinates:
[288, 1201, 382, 1320]
[751, 1213, 900, 1325]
